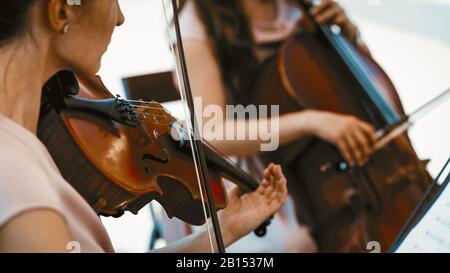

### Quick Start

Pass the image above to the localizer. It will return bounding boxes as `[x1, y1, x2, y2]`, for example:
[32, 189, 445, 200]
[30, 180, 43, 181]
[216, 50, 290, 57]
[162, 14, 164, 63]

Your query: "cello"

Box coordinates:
[252, 0, 432, 252]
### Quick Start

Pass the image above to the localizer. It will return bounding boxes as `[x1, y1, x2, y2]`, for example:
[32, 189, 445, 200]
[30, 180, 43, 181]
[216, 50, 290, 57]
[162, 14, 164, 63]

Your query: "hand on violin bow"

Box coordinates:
[306, 0, 360, 45]
[305, 110, 377, 167]
[219, 164, 288, 246]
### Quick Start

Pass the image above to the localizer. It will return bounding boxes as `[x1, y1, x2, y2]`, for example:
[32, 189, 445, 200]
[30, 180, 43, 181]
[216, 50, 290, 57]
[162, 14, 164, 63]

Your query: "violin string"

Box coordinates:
[132, 110, 168, 119]
[124, 99, 161, 105]
[130, 108, 190, 133]
[128, 104, 167, 111]
[119, 98, 189, 133]
[116, 97, 174, 117]
[130, 107, 167, 116]
[124, 99, 171, 112]
[131, 106, 212, 154]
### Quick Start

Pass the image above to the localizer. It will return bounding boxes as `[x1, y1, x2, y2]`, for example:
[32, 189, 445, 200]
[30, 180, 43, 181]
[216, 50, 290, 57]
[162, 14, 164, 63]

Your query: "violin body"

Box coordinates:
[251, 24, 431, 252]
[38, 72, 241, 226]
[39, 71, 271, 236]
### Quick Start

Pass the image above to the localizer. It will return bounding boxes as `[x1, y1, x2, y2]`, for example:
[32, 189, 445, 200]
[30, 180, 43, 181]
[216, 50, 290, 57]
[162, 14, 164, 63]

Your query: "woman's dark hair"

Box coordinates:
[179, 0, 259, 105]
[0, 1, 35, 45]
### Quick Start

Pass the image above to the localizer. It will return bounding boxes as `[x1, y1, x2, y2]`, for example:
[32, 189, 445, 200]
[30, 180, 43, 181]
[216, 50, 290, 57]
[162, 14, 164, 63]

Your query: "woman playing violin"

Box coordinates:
[0, 0, 288, 253]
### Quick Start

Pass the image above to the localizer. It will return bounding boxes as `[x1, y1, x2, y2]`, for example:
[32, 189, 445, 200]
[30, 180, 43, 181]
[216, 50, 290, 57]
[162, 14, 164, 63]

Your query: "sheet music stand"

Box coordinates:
[390, 157, 450, 252]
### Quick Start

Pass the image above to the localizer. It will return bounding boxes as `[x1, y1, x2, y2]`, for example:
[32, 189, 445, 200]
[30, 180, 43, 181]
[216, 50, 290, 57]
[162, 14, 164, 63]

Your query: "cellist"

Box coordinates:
[175, 0, 378, 250]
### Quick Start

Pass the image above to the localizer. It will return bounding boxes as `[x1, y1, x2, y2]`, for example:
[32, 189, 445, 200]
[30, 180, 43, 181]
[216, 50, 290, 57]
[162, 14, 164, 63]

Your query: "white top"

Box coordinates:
[178, 0, 302, 60]
[0, 114, 114, 253]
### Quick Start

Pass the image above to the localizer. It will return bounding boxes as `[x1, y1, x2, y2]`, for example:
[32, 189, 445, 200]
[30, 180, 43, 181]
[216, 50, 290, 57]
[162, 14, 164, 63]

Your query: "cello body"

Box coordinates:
[252, 23, 431, 252]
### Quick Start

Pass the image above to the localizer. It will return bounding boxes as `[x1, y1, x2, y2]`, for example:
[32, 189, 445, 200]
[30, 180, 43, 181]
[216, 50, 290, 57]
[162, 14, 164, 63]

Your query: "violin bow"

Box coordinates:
[321, 87, 450, 172]
[169, 0, 226, 253]
[374, 87, 450, 151]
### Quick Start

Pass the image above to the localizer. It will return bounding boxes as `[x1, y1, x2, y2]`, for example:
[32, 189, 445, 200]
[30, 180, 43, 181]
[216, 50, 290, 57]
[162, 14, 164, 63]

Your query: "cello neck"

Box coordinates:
[296, 0, 401, 125]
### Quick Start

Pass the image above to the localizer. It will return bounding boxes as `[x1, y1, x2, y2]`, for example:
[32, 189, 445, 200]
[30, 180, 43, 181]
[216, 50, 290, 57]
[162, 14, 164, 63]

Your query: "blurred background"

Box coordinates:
[98, 0, 450, 252]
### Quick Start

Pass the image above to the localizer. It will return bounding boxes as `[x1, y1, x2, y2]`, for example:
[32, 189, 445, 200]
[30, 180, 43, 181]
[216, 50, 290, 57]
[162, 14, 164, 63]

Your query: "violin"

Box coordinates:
[251, 0, 432, 252]
[38, 71, 270, 235]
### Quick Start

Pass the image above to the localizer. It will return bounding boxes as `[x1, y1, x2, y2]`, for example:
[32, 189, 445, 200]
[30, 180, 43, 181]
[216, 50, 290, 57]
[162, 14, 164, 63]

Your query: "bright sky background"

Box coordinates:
[98, 0, 450, 252]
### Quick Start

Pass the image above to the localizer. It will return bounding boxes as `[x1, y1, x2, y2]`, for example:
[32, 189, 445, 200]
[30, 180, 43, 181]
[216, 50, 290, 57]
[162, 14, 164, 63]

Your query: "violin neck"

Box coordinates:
[174, 137, 260, 192]
[201, 141, 260, 192]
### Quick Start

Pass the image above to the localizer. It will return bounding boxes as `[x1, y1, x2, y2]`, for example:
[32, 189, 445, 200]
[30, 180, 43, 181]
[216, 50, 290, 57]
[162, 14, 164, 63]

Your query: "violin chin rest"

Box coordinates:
[46, 70, 80, 96]
[155, 176, 227, 226]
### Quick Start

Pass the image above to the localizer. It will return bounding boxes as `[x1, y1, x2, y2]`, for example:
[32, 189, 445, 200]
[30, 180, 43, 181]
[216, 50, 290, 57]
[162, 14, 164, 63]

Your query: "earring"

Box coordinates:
[61, 23, 69, 34]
